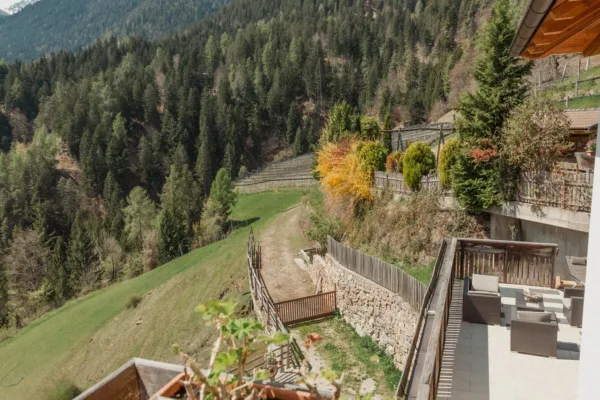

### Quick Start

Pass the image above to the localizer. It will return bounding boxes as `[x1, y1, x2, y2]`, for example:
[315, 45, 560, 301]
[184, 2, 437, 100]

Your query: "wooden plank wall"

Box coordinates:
[454, 239, 558, 288]
[327, 236, 427, 310]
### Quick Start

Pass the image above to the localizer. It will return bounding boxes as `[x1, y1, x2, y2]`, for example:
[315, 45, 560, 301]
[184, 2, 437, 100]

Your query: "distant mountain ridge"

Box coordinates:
[0, 0, 228, 60]
[1, 0, 41, 15]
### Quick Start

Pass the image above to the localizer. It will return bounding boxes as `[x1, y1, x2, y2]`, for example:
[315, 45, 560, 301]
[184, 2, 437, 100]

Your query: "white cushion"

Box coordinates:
[517, 311, 552, 323]
[469, 290, 500, 297]
[571, 257, 587, 266]
[471, 274, 499, 294]
[563, 298, 572, 310]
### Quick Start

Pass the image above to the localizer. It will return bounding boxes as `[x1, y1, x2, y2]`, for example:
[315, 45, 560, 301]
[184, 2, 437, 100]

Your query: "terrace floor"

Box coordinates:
[438, 282, 581, 400]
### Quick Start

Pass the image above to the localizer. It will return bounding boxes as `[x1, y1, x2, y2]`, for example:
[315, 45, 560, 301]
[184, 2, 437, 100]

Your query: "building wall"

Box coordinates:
[490, 213, 589, 279]
[307, 254, 418, 369]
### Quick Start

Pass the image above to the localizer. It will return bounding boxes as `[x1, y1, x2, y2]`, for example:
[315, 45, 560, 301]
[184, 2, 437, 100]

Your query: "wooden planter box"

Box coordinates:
[151, 372, 329, 400]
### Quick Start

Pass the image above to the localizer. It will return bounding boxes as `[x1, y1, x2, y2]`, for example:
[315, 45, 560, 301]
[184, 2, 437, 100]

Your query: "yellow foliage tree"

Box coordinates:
[315, 139, 374, 203]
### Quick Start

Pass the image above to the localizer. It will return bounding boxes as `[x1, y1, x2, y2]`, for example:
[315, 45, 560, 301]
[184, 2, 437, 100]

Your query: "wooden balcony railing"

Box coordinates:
[402, 238, 558, 399]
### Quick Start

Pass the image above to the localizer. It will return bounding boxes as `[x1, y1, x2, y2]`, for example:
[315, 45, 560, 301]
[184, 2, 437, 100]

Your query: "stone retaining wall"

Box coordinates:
[307, 254, 419, 369]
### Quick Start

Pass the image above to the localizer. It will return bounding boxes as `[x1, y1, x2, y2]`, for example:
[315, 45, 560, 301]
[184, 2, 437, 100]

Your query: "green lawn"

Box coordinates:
[294, 316, 401, 398]
[0, 190, 305, 400]
[563, 94, 600, 109]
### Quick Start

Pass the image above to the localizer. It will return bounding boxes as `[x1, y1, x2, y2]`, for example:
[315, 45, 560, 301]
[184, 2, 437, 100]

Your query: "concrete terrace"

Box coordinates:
[438, 282, 581, 400]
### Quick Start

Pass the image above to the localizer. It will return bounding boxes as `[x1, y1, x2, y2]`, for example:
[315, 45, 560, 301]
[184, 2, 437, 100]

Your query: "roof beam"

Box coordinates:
[582, 30, 600, 56]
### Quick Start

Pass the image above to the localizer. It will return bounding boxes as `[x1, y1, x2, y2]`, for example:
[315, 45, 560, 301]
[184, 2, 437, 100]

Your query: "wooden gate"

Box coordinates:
[275, 291, 337, 325]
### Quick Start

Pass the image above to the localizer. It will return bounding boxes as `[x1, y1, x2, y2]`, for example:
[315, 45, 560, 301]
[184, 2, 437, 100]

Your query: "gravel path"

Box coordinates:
[257, 204, 315, 302]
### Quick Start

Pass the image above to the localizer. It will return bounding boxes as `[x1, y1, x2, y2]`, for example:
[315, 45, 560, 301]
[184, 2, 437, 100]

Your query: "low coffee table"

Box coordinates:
[516, 290, 544, 312]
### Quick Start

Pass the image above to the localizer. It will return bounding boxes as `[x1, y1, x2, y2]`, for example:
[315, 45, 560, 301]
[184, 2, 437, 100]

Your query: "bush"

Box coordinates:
[355, 141, 387, 174]
[402, 142, 435, 191]
[306, 210, 344, 248]
[385, 151, 404, 173]
[359, 116, 380, 141]
[126, 295, 143, 309]
[238, 165, 248, 178]
[501, 96, 572, 171]
[43, 379, 81, 400]
[438, 139, 460, 187]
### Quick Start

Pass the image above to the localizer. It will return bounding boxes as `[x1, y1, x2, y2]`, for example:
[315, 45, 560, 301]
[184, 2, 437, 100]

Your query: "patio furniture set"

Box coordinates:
[462, 274, 585, 358]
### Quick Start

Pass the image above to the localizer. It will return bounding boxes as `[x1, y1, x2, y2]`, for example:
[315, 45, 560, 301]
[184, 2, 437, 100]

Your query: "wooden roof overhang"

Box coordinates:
[510, 0, 600, 60]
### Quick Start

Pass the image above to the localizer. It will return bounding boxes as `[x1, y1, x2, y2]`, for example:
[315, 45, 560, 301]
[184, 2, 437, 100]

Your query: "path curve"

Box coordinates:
[258, 204, 315, 302]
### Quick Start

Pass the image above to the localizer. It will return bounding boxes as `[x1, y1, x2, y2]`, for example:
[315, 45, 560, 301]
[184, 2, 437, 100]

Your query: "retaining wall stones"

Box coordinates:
[307, 254, 419, 369]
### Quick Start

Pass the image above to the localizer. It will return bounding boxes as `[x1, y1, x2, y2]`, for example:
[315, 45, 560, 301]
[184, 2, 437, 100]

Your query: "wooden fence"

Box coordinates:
[455, 238, 558, 288]
[405, 238, 560, 400]
[518, 169, 593, 212]
[247, 229, 304, 368]
[374, 171, 442, 195]
[275, 291, 337, 325]
[327, 236, 427, 310]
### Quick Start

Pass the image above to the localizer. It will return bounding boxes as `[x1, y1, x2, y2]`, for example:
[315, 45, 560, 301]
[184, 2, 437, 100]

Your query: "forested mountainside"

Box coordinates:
[0, 0, 227, 60]
[0, 0, 489, 333]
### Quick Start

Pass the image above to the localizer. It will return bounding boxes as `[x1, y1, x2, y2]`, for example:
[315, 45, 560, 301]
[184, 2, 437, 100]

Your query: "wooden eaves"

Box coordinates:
[510, 0, 600, 60]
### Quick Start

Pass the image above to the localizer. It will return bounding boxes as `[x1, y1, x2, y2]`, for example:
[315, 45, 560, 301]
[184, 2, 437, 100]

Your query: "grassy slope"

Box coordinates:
[0, 190, 304, 400]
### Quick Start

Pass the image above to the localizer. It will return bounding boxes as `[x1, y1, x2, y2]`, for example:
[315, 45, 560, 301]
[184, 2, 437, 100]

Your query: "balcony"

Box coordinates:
[400, 239, 582, 400]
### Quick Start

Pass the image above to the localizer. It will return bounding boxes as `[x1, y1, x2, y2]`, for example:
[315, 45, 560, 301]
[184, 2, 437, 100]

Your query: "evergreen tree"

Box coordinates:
[195, 92, 216, 196]
[285, 102, 302, 144]
[123, 186, 156, 248]
[103, 172, 124, 236]
[208, 168, 237, 218]
[66, 213, 98, 296]
[106, 113, 128, 187]
[143, 82, 160, 128]
[293, 127, 308, 156]
[158, 164, 193, 263]
[456, 0, 531, 141]
[0, 261, 9, 327]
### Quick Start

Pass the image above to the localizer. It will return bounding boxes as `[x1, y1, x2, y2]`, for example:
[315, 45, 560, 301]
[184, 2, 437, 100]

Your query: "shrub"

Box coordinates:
[238, 165, 248, 178]
[385, 151, 404, 173]
[306, 210, 344, 248]
[126, 295, 142, 309]
[501, 96, 572, 171]
[402, 142, 435, 191]
[438, 139, 460, 187]
[322, 101, 355, 142]
[355, 141, 387, 174]
[43, 379, 81, 400]
[359, 116, 381, 141]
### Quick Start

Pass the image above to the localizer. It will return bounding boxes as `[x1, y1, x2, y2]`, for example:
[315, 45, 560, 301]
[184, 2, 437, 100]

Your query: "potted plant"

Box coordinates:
[585, 139, 596, 156]
[152, 300, 342, 400]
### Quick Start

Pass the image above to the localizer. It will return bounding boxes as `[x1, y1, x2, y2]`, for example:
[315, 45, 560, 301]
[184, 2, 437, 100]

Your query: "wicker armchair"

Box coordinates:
[511, 311, 558, 357]
[563, 287, 585, 327]
[463, 275, 502, 325]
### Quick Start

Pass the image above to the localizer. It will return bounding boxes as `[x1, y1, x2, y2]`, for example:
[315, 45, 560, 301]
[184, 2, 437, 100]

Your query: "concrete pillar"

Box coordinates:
[578, 114, 600, 399]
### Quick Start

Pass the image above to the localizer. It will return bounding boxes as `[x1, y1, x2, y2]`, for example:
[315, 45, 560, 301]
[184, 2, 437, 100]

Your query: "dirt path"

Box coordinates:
[258, 203, 315, 302]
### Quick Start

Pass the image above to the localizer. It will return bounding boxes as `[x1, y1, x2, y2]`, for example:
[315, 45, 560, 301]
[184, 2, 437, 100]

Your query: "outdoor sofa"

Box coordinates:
[563, 287, 585, 327]
[510, 311, 558, 357]
[463, 274, 501, 325]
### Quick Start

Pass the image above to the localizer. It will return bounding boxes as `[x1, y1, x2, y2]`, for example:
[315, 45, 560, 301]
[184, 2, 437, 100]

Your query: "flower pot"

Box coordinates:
[587, 151, 596, 157]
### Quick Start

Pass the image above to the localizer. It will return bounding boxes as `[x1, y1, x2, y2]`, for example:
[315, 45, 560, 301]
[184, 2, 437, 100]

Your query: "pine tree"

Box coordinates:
[456, 0, 531, 141]
[208, 168, 237, 218]
[195, 92, 216, 196]
[158, 164, 193, 263]
[143, 83, 160, 128]
[293, 127, 307, 156]
[66, 213, 98, 296]
[103, 172, 124, 237]
[285, 102, 302, 144]
[123, 186, 156, 248]
[106, 113, 128, 187]
[0, 261, 9, 327]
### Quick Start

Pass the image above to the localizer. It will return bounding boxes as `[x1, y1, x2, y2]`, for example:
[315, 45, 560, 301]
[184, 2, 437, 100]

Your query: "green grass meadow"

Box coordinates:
[0, 190, 305, 400]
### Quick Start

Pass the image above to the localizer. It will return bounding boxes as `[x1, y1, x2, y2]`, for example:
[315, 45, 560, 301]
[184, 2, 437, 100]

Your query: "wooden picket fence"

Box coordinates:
[275, 291, 337, 325]
[518, 169, 593, 212]
[327, 236, 427, 310]
[374, 171, 442, 195]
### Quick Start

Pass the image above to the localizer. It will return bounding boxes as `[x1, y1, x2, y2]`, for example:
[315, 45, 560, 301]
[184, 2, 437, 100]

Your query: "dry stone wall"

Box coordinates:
[307, 254, 419, 369]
